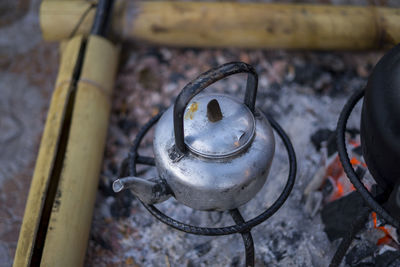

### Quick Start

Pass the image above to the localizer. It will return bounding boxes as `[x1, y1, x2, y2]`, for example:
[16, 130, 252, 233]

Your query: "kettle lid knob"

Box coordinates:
[207, 99, 223, 122]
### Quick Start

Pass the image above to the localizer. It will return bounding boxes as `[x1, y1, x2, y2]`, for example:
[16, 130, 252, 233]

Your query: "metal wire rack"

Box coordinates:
[121, 111, 297, 267]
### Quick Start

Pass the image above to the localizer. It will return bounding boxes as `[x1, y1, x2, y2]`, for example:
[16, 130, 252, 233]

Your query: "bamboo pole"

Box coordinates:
[40, 1, 96, 40]
[13, 35, 84, 267]
[14, 34, 119, 266]
[39, 35, 119, 267]
[40, 1, 400, 50]
[40, 0, 125, 41]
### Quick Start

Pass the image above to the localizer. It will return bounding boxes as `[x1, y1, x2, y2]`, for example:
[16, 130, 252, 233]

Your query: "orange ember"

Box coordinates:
[326, 156, 344, 180]
[349, 140, 360, 147]
[371, 212, 392, 246]
[350, 156, 367, 168]
[326, 155, 358, 201]
[331, 180, 345, 201]
[350, 157, 361, 165]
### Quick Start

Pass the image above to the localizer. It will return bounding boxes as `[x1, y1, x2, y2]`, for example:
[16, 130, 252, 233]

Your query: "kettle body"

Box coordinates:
[154, 93, 275, 211]
[113, 62, 275, 211]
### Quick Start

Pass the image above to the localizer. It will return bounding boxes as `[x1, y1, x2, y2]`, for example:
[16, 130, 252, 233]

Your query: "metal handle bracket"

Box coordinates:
[173, 62, 258, 153]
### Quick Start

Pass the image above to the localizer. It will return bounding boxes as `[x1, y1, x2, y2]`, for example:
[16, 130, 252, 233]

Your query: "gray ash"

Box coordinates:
[85, 46, 394, 266]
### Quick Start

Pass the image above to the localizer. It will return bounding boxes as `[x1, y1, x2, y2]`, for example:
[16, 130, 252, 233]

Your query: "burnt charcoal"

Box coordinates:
[346, 128, 360, 138]
[267, 229, 301, 262]
[90, 233, 113, 251]
[144, 48, 170, 64]
[321, 191, 366, 241]
[98, 177, 115, 197]
[310, 128, 363, 157]
[326, 132, 338, 157]
[310, 127, 337, 157]
[345, 241, 376, 266]
[118, 158, 129, 178]
[258, 82, 281, 103]
[330, 70, 358, 96]
[267, 82, 281, 102]
[352, 145, 363, 156]
[294, 63, 324, 87]
[137, 67, 162, 91]
[230, 256, 240, 267]
[274, 250, 287, 262]
[321, 179, 334, 197]
[194, 242, 212, 257]
[374, 250, 400, 267]
[107, 161, 119, 176]
[117, 118, 137, 136]
[186, 259, 195, 267]
[355, 166, 367, 182]
[320, 54, 346, 73]
[291, 231, 302, 244]
[169, 72, 185, 83]
[353, 263, 375, 267]
[110, 190, 134, 219]
[310, 128, 334, 152]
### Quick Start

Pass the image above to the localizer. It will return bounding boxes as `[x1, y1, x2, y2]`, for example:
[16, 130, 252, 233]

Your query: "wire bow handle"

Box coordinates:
[173, 62, 259, 153]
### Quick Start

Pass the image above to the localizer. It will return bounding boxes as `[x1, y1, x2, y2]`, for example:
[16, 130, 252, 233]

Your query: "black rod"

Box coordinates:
[230, 209, 255, 267]
[128, 111, 296, 236]
[90, 0, 114, 37]
[336, 88, 400, 228]
[329, 205, 370, 267]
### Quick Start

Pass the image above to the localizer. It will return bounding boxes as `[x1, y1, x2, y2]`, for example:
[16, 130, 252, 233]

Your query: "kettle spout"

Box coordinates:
[113, 176, 171, 205]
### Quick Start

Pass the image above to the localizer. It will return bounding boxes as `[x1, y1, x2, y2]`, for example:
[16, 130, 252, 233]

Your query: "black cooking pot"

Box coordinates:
[361, 44, 400, 191]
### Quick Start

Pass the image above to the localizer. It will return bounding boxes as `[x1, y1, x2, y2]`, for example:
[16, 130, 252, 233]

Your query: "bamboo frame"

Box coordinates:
[13, 35, 84, 267]
[40, 1, 96, 40]
[40, 35, 118, 267]
[40, 1, 400, 50]
[13, 35, 119, 266]
[40, 0, 125, 41]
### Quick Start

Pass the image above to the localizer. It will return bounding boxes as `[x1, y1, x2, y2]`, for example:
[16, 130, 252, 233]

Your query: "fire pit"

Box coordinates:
[4, 1, 400, 266]
[84, 47, 400, 266]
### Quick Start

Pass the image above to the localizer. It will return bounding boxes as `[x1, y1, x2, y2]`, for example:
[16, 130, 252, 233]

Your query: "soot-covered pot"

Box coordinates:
[361, 44, 400, 192]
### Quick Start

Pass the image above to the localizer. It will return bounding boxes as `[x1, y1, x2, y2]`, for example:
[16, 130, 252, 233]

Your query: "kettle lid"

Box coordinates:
[183, 93, 255, 159]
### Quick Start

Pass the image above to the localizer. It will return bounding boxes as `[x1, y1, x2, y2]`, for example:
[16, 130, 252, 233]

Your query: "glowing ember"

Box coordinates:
[350, 156, 367, 168]
[371, 212, 393, 246]
[324, 155, 357, 202]
[318, 135, 398, 248]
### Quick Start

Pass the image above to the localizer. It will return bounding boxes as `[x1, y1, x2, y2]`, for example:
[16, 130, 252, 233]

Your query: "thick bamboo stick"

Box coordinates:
[131, 2, 400, 50]
[14, 34, 118, 266]
[40, 0, 125, 41]
[40, 1, 400, 50]
[13, 35, 84, 267]
[40, 35, 118, 267]
[40, 1, 96, 40]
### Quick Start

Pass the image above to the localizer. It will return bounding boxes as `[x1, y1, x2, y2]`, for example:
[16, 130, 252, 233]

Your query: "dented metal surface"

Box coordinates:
[183, 94, 256, 159]
[115, 62, 275, 211]
[153, 102, 275, 211]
